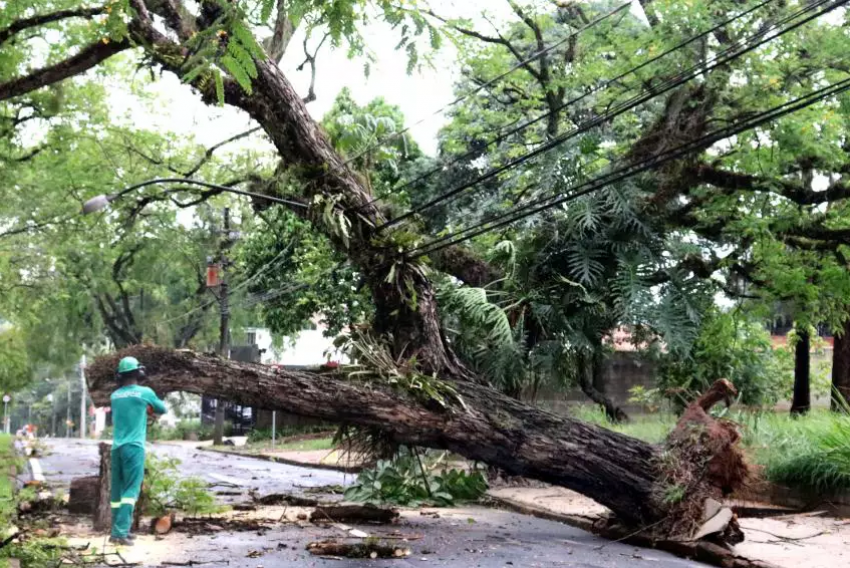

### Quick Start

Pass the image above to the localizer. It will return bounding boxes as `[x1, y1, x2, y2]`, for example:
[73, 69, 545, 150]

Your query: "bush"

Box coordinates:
[344, 449, 488, 507]
[657, 308, 791, 410]
[144, 454, 222, 517]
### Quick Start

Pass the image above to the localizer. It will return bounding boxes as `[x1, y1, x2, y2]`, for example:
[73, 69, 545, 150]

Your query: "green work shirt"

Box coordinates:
[110, 385, 167, 448]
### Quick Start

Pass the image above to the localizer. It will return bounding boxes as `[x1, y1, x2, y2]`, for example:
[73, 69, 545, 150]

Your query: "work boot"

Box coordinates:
[126, 534, 137, 541]
[109, 536, 134, 546]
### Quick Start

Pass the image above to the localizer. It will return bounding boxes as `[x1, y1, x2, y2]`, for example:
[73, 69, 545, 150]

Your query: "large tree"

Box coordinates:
[3, 0, 850, 543]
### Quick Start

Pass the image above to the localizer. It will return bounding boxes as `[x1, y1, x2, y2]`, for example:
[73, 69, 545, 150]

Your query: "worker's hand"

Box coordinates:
[146, 404, 157, 426]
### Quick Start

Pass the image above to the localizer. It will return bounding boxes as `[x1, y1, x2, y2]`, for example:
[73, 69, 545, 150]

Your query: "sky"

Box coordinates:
[108, 0, 516, 156]
[108, 1, 649, 156]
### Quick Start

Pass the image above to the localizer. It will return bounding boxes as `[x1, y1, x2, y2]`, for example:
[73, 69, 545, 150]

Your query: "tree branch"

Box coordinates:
[146, 0, 196, 41]
[0, 39, 130, 101]
[297, 32, 329, 104]
[264, 0, 296, 63]
[0, 7, 106, 46]
[183, 127, 263, 177]
[692, 164, 850, 205]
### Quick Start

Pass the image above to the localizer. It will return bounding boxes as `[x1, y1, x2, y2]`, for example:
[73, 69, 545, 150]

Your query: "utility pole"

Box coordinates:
[66, 377, 72, 437]
[2, 395, 9, 434]
[212, 208, 232, 446]
[47, 393, 56, 437]
[80, 354, 87, 438]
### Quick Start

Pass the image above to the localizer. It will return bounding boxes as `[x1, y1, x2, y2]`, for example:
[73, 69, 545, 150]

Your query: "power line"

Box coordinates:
[335, 2, 633, 178]
[154, 239, 297, 326]
[354, 0, 777, 214]
[411, 76, 850, 260]
[378, 0, 841, 233]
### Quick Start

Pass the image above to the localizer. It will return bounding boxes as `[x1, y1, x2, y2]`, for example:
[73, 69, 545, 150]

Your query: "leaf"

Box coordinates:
[213, 69, 225, 105]
[260, 0, 275, 23]
[220, 54, 253, 94]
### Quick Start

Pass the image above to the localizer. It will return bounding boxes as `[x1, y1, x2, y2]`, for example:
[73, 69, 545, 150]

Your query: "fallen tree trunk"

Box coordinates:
[88, 346, 746, 543]
[88, 347, 659, 523]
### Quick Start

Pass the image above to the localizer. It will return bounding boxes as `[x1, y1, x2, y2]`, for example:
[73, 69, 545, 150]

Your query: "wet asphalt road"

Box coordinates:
[39, 439, 710, 568]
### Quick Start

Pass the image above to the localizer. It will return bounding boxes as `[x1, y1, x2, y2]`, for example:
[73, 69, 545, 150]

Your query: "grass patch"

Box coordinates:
[572, 403, 850, 495]
[0, 434, 19, 527]
[242, 437, 336, 453]
[278, 437, 335, 451]
[570, 405, 677, 444]
[737, 410, 850, 494]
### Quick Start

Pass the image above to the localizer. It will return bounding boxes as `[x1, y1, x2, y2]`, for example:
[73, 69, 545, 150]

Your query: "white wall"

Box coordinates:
[244, 322, 348, 367]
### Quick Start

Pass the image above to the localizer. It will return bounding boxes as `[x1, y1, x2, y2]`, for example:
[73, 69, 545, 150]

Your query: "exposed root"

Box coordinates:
[652, 379, 750, 543]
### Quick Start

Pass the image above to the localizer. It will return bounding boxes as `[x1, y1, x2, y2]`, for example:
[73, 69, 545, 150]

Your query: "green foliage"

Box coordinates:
[237, 206, 369, 338]
[149, 420, 213, 442]
[0, 434, 65, 568]
[0, 329, 32, 393]
[740, 407, 850, 494]
[179, 2, 267, 101]
[657, 308, 792, 409]
[344, 450, 487, 507]
[0, 434, 16, 528]
[144, 454, 222, 517]
[0, 537, 65, 568]
[336, 330, 466, 410]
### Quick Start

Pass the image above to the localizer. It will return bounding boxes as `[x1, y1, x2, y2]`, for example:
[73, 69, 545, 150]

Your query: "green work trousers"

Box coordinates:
[110, 444, 145, 538]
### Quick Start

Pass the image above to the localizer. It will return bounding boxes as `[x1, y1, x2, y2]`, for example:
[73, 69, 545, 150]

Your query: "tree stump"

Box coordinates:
[93, 443, 112, 532]
[93, 442, 145, 533]
[68, 476, 100, 514]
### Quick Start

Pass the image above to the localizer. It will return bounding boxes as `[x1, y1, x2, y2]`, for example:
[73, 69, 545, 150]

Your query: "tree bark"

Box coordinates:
[88, 345, 748, 544]
[577, 351, 628, 423]
[791, 327, 811, 415]
[831, 319, 850, 412]
[93, 443, 111, 532]
[94, 442, 143, 533]
[87, 346, 661, 525]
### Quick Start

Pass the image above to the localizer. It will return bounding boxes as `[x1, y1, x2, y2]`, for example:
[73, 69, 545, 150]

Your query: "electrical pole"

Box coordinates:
[66, 376, 72, 437]
[80, 354, 87, 438]
[213, 208, 231, 446]
[48, 393, 56, 437]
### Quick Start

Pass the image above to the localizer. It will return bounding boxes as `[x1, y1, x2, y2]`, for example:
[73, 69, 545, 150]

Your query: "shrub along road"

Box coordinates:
[38, 438, 711, 567]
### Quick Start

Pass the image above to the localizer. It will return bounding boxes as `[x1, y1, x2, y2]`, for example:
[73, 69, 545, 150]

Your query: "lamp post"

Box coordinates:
[82, 178, 307, 215]
[47, 393, 56, 437]
[2, 394, 9, 434]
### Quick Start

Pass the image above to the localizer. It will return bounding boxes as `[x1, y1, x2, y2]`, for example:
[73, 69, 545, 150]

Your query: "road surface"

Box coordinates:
[39, 438, 710, 568]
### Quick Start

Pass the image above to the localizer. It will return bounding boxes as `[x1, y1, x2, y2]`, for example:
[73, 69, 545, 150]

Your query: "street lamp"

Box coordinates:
[2, 394, 10, 434]
[82, 178, 308, 215]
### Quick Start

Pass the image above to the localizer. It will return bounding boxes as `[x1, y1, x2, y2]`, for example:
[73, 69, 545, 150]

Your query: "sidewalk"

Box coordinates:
[488, 485, 849, 568]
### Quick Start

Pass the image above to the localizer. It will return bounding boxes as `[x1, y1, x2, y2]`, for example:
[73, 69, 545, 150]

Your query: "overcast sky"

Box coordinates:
[107, 1, 649, 156]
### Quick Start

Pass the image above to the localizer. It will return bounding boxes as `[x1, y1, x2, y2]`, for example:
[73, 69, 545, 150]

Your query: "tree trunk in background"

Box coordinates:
[831, 319, 850, 412]
[791, 328, 811, 415]
[578, 351, 629, 423]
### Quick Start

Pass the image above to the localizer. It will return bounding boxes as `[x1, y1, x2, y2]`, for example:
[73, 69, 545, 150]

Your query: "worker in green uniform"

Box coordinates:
[109, 356, 167, 545]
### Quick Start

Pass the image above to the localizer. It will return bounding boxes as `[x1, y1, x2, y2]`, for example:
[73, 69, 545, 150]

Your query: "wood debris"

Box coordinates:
[306, 540, 412, 559]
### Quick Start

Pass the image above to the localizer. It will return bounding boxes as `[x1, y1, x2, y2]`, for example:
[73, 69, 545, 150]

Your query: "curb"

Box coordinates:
[485, 494, 780, 568]
[198, 446, 365, 474]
